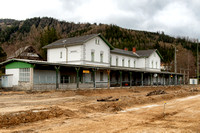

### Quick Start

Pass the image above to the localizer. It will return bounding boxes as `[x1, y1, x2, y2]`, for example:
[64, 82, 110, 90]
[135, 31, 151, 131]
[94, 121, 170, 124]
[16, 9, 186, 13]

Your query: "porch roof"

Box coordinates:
[0, 58, 182, 75]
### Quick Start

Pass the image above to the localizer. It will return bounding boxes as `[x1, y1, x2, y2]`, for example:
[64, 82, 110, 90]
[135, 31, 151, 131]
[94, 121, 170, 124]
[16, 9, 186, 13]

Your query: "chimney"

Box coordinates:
[132, 47, 136, 53]
[124, 47, 128, 51]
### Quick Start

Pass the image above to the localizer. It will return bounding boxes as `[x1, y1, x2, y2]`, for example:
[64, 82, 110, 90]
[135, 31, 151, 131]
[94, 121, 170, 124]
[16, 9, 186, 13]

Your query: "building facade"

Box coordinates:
[0, 34, 182, 90]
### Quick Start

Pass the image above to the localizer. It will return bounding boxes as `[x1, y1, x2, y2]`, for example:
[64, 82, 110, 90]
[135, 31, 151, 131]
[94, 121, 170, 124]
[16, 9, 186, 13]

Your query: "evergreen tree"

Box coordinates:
[40, 27, 59, 60]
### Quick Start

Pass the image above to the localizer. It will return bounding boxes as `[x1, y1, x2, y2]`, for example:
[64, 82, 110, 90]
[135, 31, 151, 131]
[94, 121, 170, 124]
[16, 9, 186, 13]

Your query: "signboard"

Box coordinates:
[83, 70, 90, 73]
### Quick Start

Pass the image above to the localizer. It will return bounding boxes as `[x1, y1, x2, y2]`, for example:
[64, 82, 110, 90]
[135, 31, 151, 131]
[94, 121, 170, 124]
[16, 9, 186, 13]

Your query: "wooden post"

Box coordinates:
[141, 73, 143, 86]
[55, 66, 60, 89]
[75, 67, 80, 89]
[107, 69, 110, 89]
[156, 74, 158, 86]
[129, 71, 132, 87]
[92, 68, 96, 88]
[120, 71, 122, 88]
[150, 73, 152, 86]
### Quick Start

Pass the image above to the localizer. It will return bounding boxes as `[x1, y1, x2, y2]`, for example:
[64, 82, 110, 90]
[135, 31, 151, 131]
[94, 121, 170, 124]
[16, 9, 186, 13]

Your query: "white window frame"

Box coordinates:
[91, 51, 95, 62]
[128, 60, 130, 67]
[60, 51, 62, 58]
[100, 52, 103, 63]
[122, 59, 125, 67]
[95, 38, 100, 45]
[134, 60, 136, 68]
[19, 68, 30, 82]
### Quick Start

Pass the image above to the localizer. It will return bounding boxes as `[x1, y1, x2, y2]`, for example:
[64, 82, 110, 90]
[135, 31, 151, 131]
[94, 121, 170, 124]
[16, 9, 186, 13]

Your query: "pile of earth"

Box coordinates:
[0, 106, 76, 128]
[146, 90, 167, 96]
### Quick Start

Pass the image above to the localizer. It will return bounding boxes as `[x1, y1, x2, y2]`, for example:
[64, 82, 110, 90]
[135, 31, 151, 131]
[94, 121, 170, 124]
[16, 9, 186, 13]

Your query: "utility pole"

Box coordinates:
[197, 39, 199, 85]
[175, 46, 177, 73]
[174, 46, 177, 85]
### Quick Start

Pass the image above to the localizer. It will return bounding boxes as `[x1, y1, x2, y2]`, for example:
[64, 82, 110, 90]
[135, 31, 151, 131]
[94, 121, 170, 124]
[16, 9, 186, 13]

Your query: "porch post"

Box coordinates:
[92, 68, 96, 88]
[75, 67, 80, 89]
[107, 69, 110, 89]
[129, 71, 132, 87]
[163, 74, 165, 85]
[30, 67, 34, 90]
[141, 72, 143, 86]
[120, 71, 122, 87]
[150, 73, 152, 86]
[55, 66, 60, 89]
[175, 75, 177, 85]
[168, 75, 171, 85]
[156, 74, 158, 86]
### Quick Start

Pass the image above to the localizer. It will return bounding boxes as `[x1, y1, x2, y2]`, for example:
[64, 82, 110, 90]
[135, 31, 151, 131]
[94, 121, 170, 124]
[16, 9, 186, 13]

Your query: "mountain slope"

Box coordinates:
[0, 17, 197, 76]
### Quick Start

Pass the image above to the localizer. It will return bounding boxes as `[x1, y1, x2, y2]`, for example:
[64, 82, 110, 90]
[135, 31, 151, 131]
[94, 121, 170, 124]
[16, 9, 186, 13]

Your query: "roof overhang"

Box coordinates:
[0, 59, 182, 75]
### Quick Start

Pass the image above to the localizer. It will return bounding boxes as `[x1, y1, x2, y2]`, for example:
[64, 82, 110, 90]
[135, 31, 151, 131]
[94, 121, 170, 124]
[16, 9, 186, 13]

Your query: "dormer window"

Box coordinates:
[95, 38, 100, 44]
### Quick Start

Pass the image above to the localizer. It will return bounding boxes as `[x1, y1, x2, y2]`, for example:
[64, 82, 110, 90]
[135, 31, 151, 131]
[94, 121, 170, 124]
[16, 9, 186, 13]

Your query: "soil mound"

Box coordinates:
[146, 90, 167, 96]
[0, 107, 76, 128]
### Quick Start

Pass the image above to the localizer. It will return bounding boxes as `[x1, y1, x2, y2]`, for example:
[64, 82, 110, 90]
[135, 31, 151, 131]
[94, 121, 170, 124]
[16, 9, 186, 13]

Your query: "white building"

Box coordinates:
[0, 33, 182, 90]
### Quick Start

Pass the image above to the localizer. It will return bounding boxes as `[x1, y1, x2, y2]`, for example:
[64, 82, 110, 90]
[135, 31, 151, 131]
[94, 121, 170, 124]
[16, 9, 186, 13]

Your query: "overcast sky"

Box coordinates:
[0, 0, 199, 40]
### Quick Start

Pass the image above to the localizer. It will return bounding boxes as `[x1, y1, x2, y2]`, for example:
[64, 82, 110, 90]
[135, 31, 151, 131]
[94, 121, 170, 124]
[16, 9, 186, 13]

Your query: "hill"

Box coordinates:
[0, 17, 197, 77]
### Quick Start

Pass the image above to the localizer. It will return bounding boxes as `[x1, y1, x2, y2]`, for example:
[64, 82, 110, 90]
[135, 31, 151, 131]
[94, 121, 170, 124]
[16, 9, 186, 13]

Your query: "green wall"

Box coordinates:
[6, 61, 34, 69]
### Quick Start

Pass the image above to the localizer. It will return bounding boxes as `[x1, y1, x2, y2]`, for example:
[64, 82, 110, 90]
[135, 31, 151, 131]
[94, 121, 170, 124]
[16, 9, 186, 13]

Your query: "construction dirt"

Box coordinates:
[0, 85, 200, 132]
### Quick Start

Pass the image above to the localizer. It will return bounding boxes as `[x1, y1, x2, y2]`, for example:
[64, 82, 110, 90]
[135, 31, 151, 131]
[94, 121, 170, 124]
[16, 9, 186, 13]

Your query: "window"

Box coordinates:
[91, 73, 94, 81]
[128, 60, 130, 67]
[110, 56, 112, 65]
[19, 68, 30, 82]
[95, 38, 100, 44]
[100, 72, 103, 81]
[156, 62, 158, 68]
[60, 51, 62, 58]
[100, 53, 103, 63]
[152, 61, 154, 68]
[116, 57, 118, 66]
[91, 51, 94, 62]
[134, 60, 136, 68]
[122, 59, 125, 67]
[61, 75, 69, 83]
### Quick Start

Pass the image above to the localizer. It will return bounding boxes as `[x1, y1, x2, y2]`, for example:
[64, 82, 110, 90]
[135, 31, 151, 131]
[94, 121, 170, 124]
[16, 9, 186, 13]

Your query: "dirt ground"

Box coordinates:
[0, 85, 200, 133]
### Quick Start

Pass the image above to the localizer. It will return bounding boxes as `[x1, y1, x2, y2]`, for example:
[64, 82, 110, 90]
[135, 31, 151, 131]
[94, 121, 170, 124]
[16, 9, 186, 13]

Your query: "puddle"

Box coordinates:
[121, 104, 160, 113]
[177, 95, 200, 101]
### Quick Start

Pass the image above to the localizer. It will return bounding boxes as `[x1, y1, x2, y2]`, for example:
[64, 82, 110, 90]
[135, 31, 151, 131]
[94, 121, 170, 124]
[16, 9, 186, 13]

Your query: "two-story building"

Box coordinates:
[0, 33, 182, 90]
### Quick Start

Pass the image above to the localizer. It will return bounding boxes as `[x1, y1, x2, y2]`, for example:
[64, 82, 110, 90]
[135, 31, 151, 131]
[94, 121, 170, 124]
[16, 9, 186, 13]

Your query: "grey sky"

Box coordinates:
[0, 0, 199, 39]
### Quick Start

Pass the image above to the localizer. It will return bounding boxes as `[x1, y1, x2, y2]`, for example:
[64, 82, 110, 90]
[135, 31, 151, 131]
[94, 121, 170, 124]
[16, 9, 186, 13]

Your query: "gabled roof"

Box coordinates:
[136, 49, 163, 60]
[43, 33, 114, 49]
[111, 48, 139, 57]
[8, 46, 43, 60]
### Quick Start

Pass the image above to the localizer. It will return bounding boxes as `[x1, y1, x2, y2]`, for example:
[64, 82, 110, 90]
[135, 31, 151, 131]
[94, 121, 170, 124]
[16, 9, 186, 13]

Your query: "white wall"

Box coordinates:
[137, 58, 145, 69]
[47, 47, 66, 63]
[146, 51, 161, 71]
[84, 37, 110, 66]
[6, 69, 19, 85]
[110, 53, 137, 68]
[67, 45, 82, 63]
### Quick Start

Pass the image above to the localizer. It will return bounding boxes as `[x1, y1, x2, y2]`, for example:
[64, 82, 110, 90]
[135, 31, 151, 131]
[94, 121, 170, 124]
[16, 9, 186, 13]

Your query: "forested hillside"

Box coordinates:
[0, 17, 197, 76]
